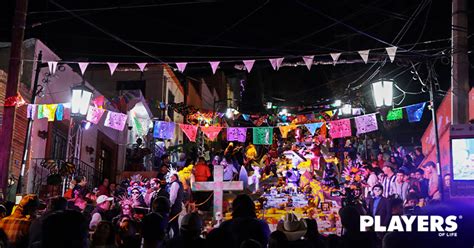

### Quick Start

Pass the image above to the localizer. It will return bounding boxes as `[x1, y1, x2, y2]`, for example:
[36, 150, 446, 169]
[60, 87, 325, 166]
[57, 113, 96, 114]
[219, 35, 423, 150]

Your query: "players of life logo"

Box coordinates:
[360, 215, 460, 237]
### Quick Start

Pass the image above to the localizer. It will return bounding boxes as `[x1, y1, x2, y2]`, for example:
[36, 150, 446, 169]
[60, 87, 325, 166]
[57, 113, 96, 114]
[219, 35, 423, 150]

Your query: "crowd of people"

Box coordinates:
[0, 133, 456, 248]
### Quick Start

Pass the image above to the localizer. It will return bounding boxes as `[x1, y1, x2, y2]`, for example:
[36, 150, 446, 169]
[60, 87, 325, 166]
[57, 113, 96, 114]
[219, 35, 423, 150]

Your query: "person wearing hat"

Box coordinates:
[0, 194, 40, 248]
[276, 213, 308, 244]
[89, 195, 113, 230]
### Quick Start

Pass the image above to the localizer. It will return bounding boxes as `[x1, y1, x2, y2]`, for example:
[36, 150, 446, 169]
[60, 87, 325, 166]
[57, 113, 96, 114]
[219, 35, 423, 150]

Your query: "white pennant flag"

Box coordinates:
[78, 62, 89, 75]
[385, 46, 397, 63]
[358, 50, 370, 64]
[330, 53, 341, 65]
[302, 56, 314, 70]
[136, 63, 147, 72]
[209, 61, 220, 74]
[48, 61, 58, 74]
[243, 60, 255, 73]
[107, 62, 119, 75]
[269, 58, 284, 70]
[176, 62, 187, 73]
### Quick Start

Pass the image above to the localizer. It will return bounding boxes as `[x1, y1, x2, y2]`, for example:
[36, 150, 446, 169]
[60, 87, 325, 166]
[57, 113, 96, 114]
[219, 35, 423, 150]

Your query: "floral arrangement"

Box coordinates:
[342, 164, 366, 184]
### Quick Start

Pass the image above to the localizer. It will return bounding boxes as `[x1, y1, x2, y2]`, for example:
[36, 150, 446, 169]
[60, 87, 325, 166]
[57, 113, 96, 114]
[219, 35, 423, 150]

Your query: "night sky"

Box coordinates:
[1, 0, 473, 144]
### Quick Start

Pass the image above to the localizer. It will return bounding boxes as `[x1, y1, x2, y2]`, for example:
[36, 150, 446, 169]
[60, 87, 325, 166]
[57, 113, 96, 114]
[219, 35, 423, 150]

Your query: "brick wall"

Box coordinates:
[0, 69, 30, 191]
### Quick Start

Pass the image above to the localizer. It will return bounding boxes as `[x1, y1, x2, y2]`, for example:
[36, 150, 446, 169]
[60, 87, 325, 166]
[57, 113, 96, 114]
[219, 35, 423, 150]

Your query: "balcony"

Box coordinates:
[28, 158, 102, 198]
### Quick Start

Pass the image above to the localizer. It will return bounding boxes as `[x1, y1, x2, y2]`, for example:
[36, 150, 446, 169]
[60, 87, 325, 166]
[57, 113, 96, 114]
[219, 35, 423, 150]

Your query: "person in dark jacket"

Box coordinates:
[165, 213, 206, 248]
[219, 194, 271, 248]
[168, 173, 184, 238]
[367, 184, 391, 243]
[142, 196, 170, 248]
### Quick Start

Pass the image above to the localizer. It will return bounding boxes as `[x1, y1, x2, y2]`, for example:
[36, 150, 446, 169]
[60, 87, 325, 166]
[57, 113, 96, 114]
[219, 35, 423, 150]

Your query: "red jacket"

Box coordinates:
[194, 163, 211, 182]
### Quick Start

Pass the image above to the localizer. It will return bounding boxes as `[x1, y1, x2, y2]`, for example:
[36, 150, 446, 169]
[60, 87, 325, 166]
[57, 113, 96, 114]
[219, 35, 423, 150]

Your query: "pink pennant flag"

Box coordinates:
[78, 62, 89, 75]
[86, 106, 106, 124]
[243, 60, 255, 73]
[358, 50, 370, 64]
[302, 56, 314, 70]
[176, 62, 187, 73]
[209, 61, 220, 74]
[355, 113, 378, 135]
[330, 53, 341, 65]
[201, 126, 223, 141]
[48, 61, 58, 74]
[104, 111, 128, 131]
[385, 46, 397, 63]
[136, 63, 147, 72]
[179, 124, 198, 142]
[269, 58, 284, 70]
[107, 62, 119, 75]
[329, 119, 352, 138]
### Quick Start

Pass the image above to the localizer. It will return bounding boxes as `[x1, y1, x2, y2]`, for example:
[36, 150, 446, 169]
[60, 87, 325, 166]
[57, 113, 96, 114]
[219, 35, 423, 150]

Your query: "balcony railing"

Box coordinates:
[28, 158, 102, 197]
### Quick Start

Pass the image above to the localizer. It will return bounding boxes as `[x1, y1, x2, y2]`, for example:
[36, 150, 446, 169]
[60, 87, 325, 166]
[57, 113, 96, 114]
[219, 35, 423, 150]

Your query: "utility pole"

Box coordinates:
[17, 51, 43, 194]
[451, 0, 470, 124]
[0, 0, 29, 196]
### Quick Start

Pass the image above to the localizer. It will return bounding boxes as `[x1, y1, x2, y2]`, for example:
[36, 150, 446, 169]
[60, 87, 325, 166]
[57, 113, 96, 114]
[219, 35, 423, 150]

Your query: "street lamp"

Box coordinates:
[372, 79, 393, 107]
[71, 82, 93, 117]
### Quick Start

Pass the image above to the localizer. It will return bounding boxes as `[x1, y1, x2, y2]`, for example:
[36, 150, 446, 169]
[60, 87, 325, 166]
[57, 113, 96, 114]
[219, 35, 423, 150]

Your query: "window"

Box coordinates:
[167, 90, 174, 120]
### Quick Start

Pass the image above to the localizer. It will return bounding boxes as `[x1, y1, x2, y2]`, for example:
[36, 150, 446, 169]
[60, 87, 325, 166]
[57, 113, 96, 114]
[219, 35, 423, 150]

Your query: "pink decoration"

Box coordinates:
[354, 113, 378, 135]
[191, 165, 243, 217]
[86, 106, 106, 124]
[27, 104, 36, 119]
[201, 126, 223, 141]
[386, 46, 397, 63]
[330, 53, 341, 65]
[78, 62, 89, 75]
[329, 119, 352, 138]
[104, 111, 127, 131]
[269, 57, 284, 70]
[176, 62, 187, 73]
[358, 50, 370, 64]
[302, 56, 314, 70]
[179, 124, 198, 142]
[107, 62, 119, 75]
[243, 60, 255, 73]
[209, 61, 220, 74]
[227, 127, 247, 142]
[136, 63, 147, 72]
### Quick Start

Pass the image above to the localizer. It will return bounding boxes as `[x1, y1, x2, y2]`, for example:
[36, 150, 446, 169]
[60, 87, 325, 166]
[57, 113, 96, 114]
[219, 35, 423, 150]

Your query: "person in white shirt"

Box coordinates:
[168, 173, 184, 237]
[222, 157, 238, 181]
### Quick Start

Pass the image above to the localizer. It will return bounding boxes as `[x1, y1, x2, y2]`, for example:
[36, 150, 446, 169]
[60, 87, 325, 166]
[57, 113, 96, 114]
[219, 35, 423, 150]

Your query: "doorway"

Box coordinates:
[96, 131, 118, 183]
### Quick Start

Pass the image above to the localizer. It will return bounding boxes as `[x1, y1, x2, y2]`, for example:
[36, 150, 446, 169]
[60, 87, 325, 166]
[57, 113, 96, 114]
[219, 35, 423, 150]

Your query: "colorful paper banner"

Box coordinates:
[227, 127, 247, 142]
[386, 108, 403, 121]
[104, 111, 127, 131]
[153, 121, 175, 139]
[304, 122, 324, 136]
[355, 113, 378, 135]
[329, 119, 351, 138]
[406, 102, 426, 123]
[179, 124, 198, 142]
[201, 126, 223, 141]
[253, 127, 273, 145]
[86, 106, 106, 124]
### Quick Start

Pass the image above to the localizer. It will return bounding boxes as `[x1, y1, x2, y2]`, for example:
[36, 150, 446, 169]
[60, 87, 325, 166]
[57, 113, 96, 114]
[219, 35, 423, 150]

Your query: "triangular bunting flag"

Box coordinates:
[330, 53, 341, 65]
[107, 62, 119, 75]
[48, 61, 58, 74]
[104, 111, 127, 131]
[86, 106, 106, 124]
[179, 124, 198, 142]
[304, 122, 323, 136]
[269, 58, 284, 70]
[136, 63, 147, 72]
[358, 50, 370, 64]
[243, 60, 255, 73]
[201, 126, 223, 141]
[385, 46, 397, 63]
[209, 61, 220, 74]
[355, 113, 378, 135]
[78, 62, 89, 75]
[406, 102, 426, 123]
[242, 114, 250, 121]
[279, 125, 293, 139]
[302, 56, 314, 70]
[176, 62, 187, 73]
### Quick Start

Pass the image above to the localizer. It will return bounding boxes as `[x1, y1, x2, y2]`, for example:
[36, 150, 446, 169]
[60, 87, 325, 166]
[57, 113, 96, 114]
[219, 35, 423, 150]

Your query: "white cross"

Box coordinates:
[191, 165, 243, 217]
